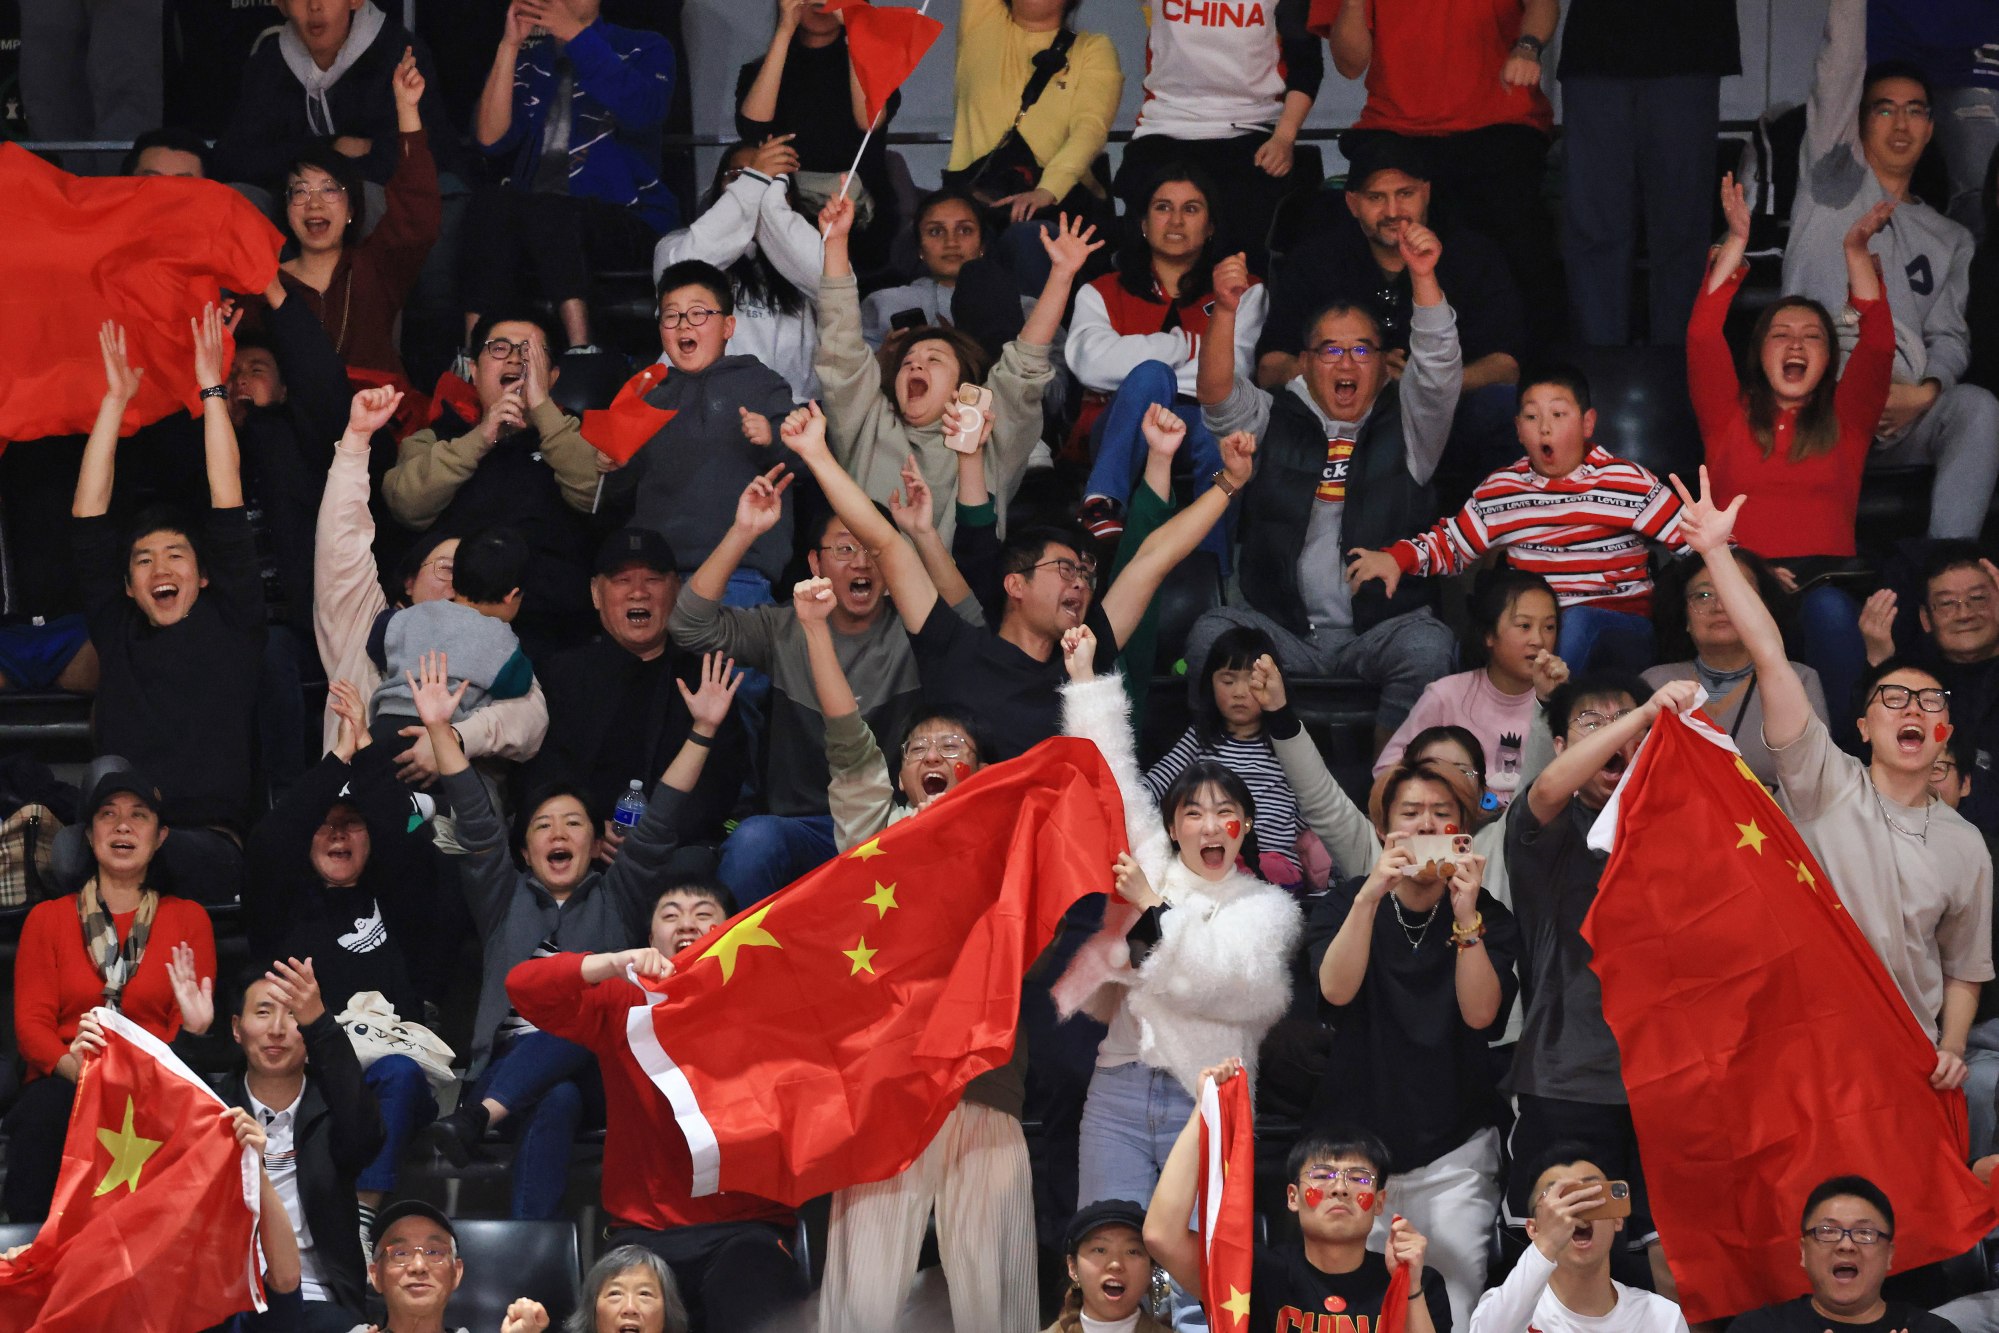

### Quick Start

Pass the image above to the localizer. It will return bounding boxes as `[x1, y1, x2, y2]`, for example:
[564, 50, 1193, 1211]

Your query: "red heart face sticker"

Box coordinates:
[1356, 1190, 1376, 1211]
[1302, 1187, 1324, 1209]
[953, 762, 972, 779]
[1936, 724, 1950, 743]
[1224, 819, 1242, 840]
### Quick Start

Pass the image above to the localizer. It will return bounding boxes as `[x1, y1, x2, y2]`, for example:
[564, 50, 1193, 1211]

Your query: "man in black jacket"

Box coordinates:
[222, 956, 385, 1333]
[1183, 226, 1463, 744]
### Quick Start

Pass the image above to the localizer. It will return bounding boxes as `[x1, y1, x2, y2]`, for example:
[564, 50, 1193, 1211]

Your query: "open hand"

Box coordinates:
[169, 941, 215, 1035]
[793, 575, 836, 624]
[348, 385, 402, 436]
[1845, 197, 1896, 257]
[1666, 465, 1744, 556]
[192, 301, 241, 391]
[328, 679, 368, 761]
[264, 956, 326, 1026]
[1719, 171, 1752, 244]
[1039, 212, 1104, 276]
[99, 321, 144, 405]
[407, 650, 470, 728]
[1061, 624, 1097, 682]
[521, 334, 556, 409]
[1859, 589, 1898, 664]
[676, 651, 743, 733]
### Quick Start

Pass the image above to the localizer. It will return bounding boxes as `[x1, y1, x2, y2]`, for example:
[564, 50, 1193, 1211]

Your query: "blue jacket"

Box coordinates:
[483, 20, 679, 232]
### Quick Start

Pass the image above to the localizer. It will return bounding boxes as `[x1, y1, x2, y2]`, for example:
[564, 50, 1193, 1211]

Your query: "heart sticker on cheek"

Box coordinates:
[1302, 1187, 1324, 1209]
[1224, 819, 1242, 840]
[1936, 724, 1950, 743]
[1356, 1191, 1377, 1211]
[953, 762, 971, 779]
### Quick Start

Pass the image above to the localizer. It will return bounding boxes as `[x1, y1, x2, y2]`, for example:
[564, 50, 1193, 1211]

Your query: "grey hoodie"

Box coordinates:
[1781, 0, 1975, 396]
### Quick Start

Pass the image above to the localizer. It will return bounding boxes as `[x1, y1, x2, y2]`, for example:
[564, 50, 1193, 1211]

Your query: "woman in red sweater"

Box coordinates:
[3, 766, 217, 1222]
[1687, 172, 1896, 719]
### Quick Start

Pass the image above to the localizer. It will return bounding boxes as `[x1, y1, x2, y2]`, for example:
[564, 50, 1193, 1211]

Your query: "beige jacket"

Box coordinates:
[381, 397, 600, 529]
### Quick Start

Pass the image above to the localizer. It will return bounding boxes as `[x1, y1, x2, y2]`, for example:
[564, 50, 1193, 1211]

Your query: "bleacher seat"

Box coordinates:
[550, 350, 636, 417]
[443, 1218, 581, 1330]
[1557, 344, 1703, 488]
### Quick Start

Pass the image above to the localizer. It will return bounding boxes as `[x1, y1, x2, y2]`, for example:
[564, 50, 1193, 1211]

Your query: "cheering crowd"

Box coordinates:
[6, 0, 1999, 1330]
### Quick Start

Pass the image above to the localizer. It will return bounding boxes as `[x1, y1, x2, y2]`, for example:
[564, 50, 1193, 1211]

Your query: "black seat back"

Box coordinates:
[443, 1219, 581, 1330]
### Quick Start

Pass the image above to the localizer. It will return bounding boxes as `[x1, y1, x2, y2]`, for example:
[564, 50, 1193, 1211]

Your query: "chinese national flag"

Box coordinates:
[0, 1009, 263, 1332]
[1197, 1071, 1257, 1331]
[581, 364, 677, 464]
[0, 143, 284, 444]
[821, 0, 943, 126]
[620, 735, 1126, 1205]
[1584, 706, 1998, 1323]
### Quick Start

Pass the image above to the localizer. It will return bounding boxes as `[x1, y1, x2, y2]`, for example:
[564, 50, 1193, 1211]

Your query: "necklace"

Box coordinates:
[1388, 893, 1441, 950]
[1871, 783, 1932, 844]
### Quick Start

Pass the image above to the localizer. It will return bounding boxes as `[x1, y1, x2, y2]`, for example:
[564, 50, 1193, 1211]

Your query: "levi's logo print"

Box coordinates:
[1317, 438, 1355, 503]
[1907, 254, 1934, 296]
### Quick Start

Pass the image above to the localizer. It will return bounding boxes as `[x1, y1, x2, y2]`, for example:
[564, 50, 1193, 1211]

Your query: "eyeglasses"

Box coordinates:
[418, 556, 454, 579]
[285, 182, 347, 206]
[1424, 759, 1480, 781]
[1308, 342, 1374, 365]
[379, 1245, 453, 1268]
[480, 337, 531, 360]
[1929, 593, 1991, 617]
[1931, 759, 1959, 781]
[1805, 1224, 1891, 1247]
[658, 307, 721, 329]
[1867, 101, 1932, 122]
[1302, 1167, 1377, 1189]
[1869, 684, 1949, 713]
[904, 734, 973, 760]
[1685, 588, 1724, 610]
[1572, 708, 1631, 734]
[1031, 558, 1097, 590]
[818, 543, 869, 562]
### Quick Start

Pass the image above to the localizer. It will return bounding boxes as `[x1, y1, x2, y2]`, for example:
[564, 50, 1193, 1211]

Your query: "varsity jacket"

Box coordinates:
[1068, 269, 1267, 398]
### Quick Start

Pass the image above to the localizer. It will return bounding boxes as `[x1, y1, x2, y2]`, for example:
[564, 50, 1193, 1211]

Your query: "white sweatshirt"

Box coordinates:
[1135, 0, 1286, 139]
[1470, 1247, 1690, 1333]
[1066, 281, 1267, 398]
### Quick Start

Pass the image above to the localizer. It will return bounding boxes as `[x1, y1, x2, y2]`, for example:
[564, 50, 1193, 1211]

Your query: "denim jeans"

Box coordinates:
[1084, 360, 1229, 563]
[356, 1055, 438, 1193]
[474, 1030, 603, 1220]
[717, 813, 839, 906]
[1557, 605, 1656, 674]
[1077, 1061, 1204, 1330]
[1790, 583, 1866, 723]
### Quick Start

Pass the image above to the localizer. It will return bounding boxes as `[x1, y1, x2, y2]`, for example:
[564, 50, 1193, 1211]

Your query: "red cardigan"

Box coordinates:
[13, 894, 216, 1079]
[1688, 265, 1894, 559]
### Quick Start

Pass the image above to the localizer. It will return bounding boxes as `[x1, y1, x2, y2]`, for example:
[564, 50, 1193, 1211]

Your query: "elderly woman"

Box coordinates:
[4, 765, 217, 1221]
[502, 1245, 690, 1333]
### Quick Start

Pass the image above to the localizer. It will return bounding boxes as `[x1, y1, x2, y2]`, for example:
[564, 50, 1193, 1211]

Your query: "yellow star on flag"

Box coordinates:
[94, 1096, 162, 1198]
[863, 881, 899, 918]
[850, 837, 886, 862]
[1734, 755, 1762, 787]
[843, 937, 879, 976]
[1789, 859, 1817, 890]
[1220, 1286, 1251, 1324]
[702, 905, 782, 982]
[1735, 820, 1768, 854]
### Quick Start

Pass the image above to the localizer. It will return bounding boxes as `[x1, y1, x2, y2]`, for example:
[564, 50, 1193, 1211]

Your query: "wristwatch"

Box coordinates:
[1512, 34, 1545, 58]
[199, 385, 229, 401]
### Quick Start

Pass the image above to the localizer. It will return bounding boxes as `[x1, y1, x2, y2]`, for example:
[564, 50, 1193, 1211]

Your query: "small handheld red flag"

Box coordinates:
[0, 1009, 263, 1332]
[1586, 706, 1998, 1322]
[825, 0, 944, 126]
[0, 143, 284, 444]
[1197, 1071, 1257, 1330]
[581, 364, 678, 465]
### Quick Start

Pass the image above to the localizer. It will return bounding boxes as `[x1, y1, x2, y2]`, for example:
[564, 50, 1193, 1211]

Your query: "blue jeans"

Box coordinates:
[1077, 1061, 1204, 1329]
[1791, 584, 1865, 723]
[1085, 360, 1229, 563]
[475, 1030, 603, 1220]
[718, 813, 838, 906]
[356, 1055, 437, 1194]
[1557, 605, 1656, 674]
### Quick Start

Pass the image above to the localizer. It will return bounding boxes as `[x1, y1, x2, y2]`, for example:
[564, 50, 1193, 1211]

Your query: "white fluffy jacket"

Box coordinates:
[1053, 674, 1302, 1095]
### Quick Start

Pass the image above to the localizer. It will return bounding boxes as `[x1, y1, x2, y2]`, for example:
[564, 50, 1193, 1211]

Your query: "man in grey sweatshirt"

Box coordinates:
[1781, 0, 1999, 541]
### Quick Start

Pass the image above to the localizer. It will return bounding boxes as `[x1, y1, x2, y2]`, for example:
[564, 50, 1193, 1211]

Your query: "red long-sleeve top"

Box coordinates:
[13, 894, 216, 1078]
[506, 953, 795, 1234]
[1688, 265, 1895, 559]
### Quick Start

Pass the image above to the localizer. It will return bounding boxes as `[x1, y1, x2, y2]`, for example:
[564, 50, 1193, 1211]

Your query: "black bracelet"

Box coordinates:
[1409, 1287, 1426, 1301]
[199, 384, 228, 401]
[685, 731, 714, 748]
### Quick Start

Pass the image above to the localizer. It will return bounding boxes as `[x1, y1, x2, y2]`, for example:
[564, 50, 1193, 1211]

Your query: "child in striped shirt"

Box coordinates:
[1345, 364, 1687, 671]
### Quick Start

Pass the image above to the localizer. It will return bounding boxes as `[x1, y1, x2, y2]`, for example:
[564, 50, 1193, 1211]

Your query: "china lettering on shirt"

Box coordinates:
[1316, 438, 1355, 503]
[1161, 0, 1268, 25]
[1278, 1310, 1380, 1332]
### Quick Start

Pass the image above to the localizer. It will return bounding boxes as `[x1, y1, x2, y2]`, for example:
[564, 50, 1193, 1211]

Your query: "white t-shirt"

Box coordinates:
[248, 1086, 332, 1305]
[1471, 1247, 1689, 1333]
[1135, 0, 1286, 138]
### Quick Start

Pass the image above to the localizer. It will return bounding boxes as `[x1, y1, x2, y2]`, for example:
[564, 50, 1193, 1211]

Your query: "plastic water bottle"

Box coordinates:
[613, 781, 646, 831]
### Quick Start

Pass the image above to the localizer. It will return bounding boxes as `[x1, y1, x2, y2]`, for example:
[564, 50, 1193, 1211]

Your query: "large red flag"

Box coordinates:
[580, 363, 677, 464]
[0, 144, 285, 444]
[1585, 706, 1998, 1322]
[607, 735, 1126, 1205]
[0, 1009, 263, 1332]
[1198, 1071, 1258, 1331]
[822, 0, 944, 126]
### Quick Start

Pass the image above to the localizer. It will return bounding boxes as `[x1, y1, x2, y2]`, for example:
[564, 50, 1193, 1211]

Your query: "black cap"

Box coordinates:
[83, 763, 163, 820]
[1064, 1199, 1149, 1254]
[594, 526, 678, 579]
[369, 1199, 457, 1254]
[1339, 132, 1433, 191]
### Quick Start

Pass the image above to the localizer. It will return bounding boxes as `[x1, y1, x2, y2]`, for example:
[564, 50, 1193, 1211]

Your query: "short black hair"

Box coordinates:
[468, 309, 554, 357]
[513, 780, 598, 852]
[896, 707, 994, 775]
[999, 524, 1091, 580]
[657, 259, 734, 317]
[1517, 361, 1593, 414]
[655, 875, 736, 916]
[1920, 539, 1989, 591]
[1299, 299, 1384, 354]
[1161, 760, 1261, 869]
[280, 143, 369, 247]
[1285, 1126, 1393, 1185]
[1801, 1175, 1895, 1235]
[1862, 60, 1935, 116]
[124, 504, 204, 579]
[1856, 655, 1947, 719]
[1544, 673, 1648, 738]
[452, 527, 530, 605]
[1519, 1142, 1604, 1208]
[122, 126, 212, 177]
[1194, 625, 1278, 746]
[1470, 567, 1560, 657]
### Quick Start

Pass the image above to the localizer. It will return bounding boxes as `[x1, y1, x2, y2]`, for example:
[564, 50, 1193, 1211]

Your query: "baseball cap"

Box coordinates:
[369, 1199, 458, 1255]
[83, 762, 164, 820]
[594, 527, 678, 579]
[1339, 132, 1434, 192]
[1064, 1199, 1149, 1254]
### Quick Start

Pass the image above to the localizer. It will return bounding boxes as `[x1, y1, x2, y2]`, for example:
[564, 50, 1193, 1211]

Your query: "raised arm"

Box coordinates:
[1672, 466, 1816, 746]
[739, 5, 803, 130]
[1142, 1060, 1245, 1291]
[686, 464, 793, 604]
[794, 577, 859, 719]
[889, 454, 976, 610]
[1018, 214, 1104, 349]
[191, 303, 245, 509]
[1199, 253, 1252, 406]
[1394, 223, 1462, 484]
[1526, 678, 1699, 826]
[781, 400, 940, 631]
[661, 651, 740, 795]
[476, 3, 536, 148]
[1707, 171, 1754, 293]
[1845, 197, 1895, 305]
[73, 322, 144, 519]
[1098, 422, 1253, 647]
[1803, 0, 1866, 166]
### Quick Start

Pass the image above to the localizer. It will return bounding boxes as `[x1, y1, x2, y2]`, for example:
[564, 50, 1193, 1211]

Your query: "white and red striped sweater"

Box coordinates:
[1387, 447, 1686, 614]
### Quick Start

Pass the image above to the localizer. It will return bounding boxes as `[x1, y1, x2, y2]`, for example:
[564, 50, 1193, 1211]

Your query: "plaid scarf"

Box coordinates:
[77, 877, 158, 1010]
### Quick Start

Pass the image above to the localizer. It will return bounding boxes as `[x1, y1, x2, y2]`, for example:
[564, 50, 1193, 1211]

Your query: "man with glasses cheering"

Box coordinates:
[1729, 1176, 1953, 1333]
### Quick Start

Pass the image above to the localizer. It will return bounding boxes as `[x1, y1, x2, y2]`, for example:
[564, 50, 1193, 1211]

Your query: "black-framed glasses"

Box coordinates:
[285, 182, 347, 206]
[480, 338, 531, 360]
[1031, 558, 1096, 589]
[658, 307, 721, 329]
[1308, 342, 1375, 365]
[1869, 684, 1949, 713]
[1805, 1223, 1891, 1247]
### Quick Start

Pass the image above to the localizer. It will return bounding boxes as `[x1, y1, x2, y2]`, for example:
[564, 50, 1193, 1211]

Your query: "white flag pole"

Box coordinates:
[836, 0, 934, 202]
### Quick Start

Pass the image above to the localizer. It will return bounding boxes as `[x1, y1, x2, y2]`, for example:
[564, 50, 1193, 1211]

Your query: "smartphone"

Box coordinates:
[944, 385, 993, 454]
[1402, 832, 1473, 875]
[1577, 1180, 1632, 1222]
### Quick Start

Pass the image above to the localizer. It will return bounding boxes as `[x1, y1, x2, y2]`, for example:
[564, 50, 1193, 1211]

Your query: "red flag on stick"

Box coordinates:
[0, 143, 284, 444]
[0, 1010, 263, 1332]
[581, 363, 677, 464]
[510, 735, 1127, 1206]
[823, 0, 943, 126]
[1585, 706, 1998, 1322]
[1197, 1071, 1257, 1331]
